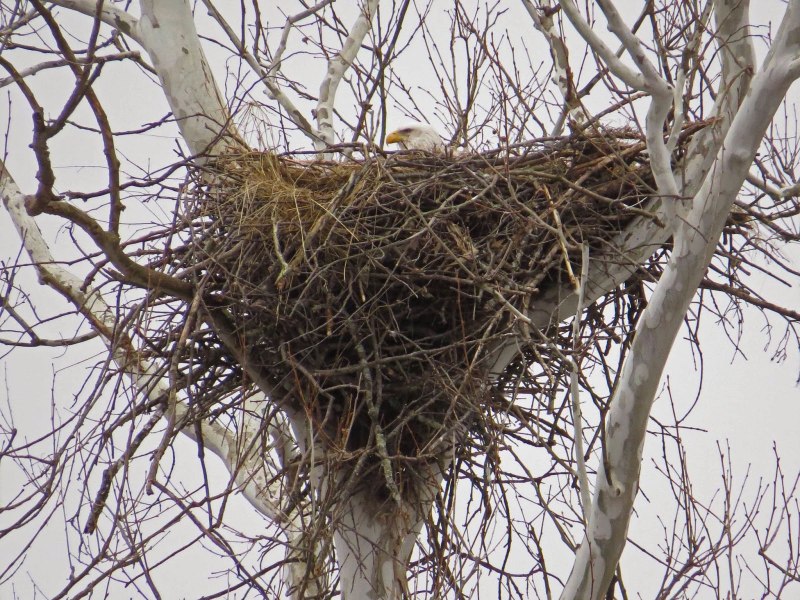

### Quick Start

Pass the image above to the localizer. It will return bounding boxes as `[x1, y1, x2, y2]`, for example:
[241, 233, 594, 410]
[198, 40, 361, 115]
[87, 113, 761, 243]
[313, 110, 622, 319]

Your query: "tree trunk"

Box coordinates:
[334, 488, 426, 600]
[330, 460, 444, 600]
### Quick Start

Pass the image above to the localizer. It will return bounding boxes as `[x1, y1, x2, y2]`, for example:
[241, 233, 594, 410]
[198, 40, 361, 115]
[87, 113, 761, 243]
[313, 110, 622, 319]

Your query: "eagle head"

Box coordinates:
[385, 123, 445, 153]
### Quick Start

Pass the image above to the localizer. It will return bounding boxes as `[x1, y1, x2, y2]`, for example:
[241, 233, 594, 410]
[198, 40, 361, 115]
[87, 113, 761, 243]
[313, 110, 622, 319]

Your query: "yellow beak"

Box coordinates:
[385, 131, 405, 144]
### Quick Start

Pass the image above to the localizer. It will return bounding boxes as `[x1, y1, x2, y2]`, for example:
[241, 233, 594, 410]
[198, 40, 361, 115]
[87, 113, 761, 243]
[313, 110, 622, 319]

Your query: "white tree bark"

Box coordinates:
[51, 0, 243, 155]
[48, 0, 142, 42]
[522, 0, 589, 132]
[334, 492, 421, 600]
[136, 0, 244, 155]
[332, 463, 442, 600]
[199, 0, 325, 147]
[315, 0, 380, 150]
[560, 2, 800, 597]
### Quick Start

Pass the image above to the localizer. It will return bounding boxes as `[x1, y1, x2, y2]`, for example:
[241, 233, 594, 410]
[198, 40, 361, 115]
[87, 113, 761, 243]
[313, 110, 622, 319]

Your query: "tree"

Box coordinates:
[1, 1, 799, 598]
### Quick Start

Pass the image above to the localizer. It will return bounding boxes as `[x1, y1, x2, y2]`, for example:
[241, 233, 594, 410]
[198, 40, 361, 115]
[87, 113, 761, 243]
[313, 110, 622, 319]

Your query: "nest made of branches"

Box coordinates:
[159, 125, 702, 495]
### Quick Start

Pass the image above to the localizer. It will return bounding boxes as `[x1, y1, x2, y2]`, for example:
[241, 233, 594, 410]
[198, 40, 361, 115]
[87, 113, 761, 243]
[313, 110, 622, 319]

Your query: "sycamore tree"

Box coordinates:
[1, 1, 799, 599]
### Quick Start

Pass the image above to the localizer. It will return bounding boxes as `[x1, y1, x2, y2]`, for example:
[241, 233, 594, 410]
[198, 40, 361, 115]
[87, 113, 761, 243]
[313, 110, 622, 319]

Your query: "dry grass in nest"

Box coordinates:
[162, 125, 701, 497]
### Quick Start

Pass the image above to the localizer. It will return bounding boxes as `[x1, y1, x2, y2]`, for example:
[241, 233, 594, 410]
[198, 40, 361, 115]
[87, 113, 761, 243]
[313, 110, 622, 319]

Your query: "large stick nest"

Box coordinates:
[161, 126, 700, 493]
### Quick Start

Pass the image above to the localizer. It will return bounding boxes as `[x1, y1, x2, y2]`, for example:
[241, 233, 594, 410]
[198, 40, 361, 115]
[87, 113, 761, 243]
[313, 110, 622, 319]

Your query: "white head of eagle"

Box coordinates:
[385, 122, 445, 153]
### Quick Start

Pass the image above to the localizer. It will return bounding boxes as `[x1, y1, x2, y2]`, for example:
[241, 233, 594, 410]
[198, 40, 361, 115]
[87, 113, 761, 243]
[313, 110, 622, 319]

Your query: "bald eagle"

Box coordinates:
[385, 123, 445, 153]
